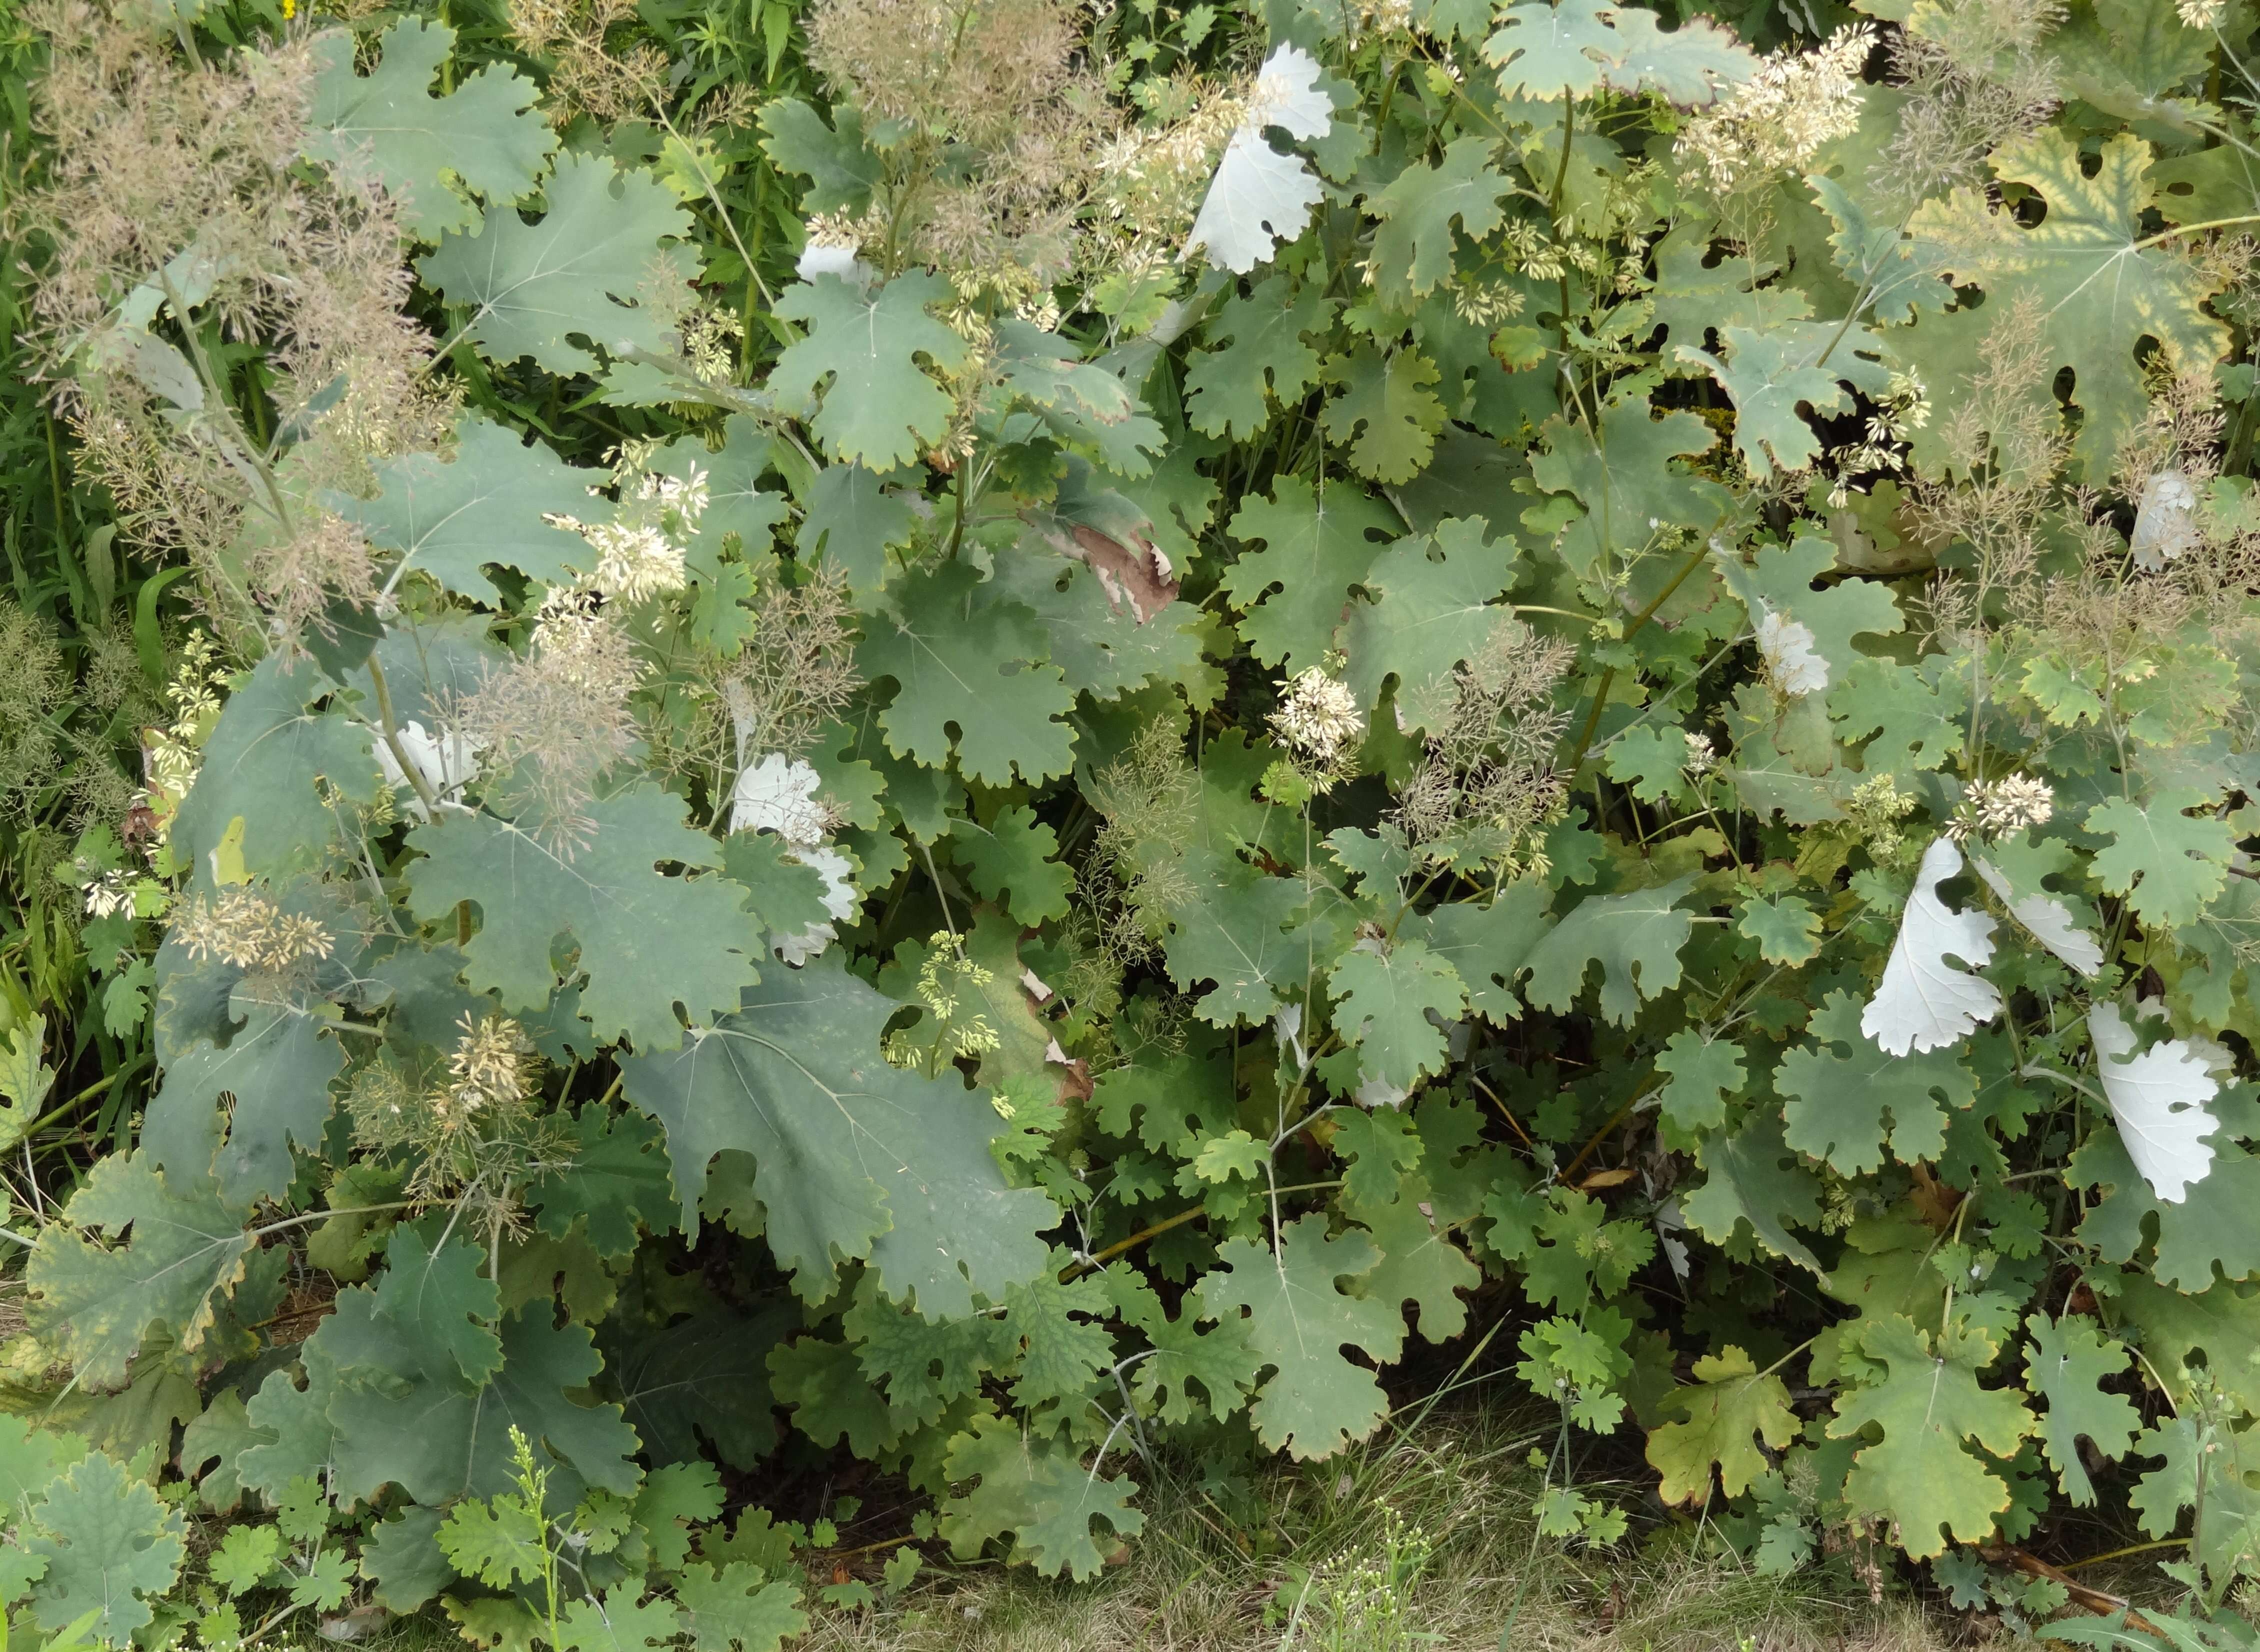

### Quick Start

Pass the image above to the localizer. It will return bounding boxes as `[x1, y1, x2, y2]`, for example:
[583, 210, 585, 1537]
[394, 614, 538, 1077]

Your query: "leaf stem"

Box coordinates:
[1057, 1181, 1341, 1281]
[1556, 537, 1715, 784]
[2132, 212, 2260, 249]
[366, 656, 440, 814]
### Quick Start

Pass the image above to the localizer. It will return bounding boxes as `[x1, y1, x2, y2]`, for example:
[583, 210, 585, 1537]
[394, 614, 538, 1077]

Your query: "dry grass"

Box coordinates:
[785, 1398, 1960, 1652]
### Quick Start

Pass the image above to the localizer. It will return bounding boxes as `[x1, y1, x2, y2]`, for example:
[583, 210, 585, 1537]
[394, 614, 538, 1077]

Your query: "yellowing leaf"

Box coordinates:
[1826, 1316, 2032, 1560]
[1646, 1345, 1797, 1504]
[1906, 130, 2228, 474]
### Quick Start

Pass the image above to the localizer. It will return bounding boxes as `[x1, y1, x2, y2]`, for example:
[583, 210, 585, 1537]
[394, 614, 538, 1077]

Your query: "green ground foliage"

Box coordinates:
[2, 0, 2260, 1644]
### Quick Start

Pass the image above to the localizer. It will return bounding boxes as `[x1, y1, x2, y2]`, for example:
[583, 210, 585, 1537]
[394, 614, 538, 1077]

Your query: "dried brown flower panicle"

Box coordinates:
[452, 594, 645, 844]
[804, 0, 1122, 306]
[18, 1, 451, 652]
[1394, 620, 1574, 880]
[1876, 0, 2062, 210]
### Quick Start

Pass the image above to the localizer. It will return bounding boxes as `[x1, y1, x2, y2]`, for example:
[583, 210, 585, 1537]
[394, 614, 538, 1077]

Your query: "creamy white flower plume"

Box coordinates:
[1184, 46, 1332, 274]
[2088, 1002, 2220, 1203]
[1270, 667, 1364, 762]
[1862, 836, 2002, 1056]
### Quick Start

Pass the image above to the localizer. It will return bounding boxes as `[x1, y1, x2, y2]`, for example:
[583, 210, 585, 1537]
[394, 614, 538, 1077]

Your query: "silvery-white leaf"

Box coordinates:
[1862, 836, 2002, 1055]
[372, 718, 482, 822]
[1184, 46, 1332, 275]
[1969, 852, 2103, 978]
[2130, 469, 2200, 570]
[1272, 1002, 1308, 1072]
[731, 752, 828, 844]
[1756, 608, 1828, 696]
[774, 844, 858, 968]
[794, 240, 874, 287]
[2088, 1002, 2220, 1203]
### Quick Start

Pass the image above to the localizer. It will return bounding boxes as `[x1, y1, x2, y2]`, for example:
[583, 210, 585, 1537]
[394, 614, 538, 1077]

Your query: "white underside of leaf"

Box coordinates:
[1755, 608, 1828, 696]
[1968, 853, 2103, 978]
[1273, 1002, 1308, 1072]
[731, 749, 855, 965]
[1355, 1071, 1410, 1109]
[731, 752, 828, 844]
[1184, 46, 1331, 275]
[794, 240, 874, 287]
[372, 719, 483, 822]
[2130, 468, 2200, 570]
[1862, 836, 2002, 1056]
[774, 844, 858, 968]
[2088, 1002, 2219, 1203]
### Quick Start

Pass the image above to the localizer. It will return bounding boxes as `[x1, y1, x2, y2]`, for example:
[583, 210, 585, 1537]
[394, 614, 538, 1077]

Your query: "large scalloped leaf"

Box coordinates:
[144, 994, 342, 1206]
[418, 152, 696, 374]
[170, 655, 381, 882]
[618, 958, 1056, 1320]
[1196, 1215, 1404, 1460]
[334, 418, 589, 605]
[1826, 1316, 2033, 1560]
[304, 19, 554, 239]
[858, 558, 1077, 786]
[25, 1452, 186, 1642]
[26, 1154, 254, 1392]
[938, 1416, 1146, 1582]
[768, 274, 970, 472]
[325, 1304, 640, 1508]
[402, 786, 761, 1054]
[1904, 129, 2228, 475]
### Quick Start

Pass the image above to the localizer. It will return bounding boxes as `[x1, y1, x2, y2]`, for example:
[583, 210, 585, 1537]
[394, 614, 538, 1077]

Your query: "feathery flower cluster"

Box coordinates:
[1270, 668, 1364, 764]
[1846, 774, 1920, 864]
[1682, 732, 1718, 778]
[439, 1012, 536, 1127]
[174, 888, 335, 972]
[1676, 25, 1872, 195]
[80, 868, 138, 920]
[1084, 718, 1202, 983]
[1394, 622, 1573, 878]
[886, 936, 1002, 1073]
[26, 8, 448, 652]
[806, 0, 1117, 289]
[1949, 775, 2056, 841]
[1826, 369, 1930, 506]
[1094, 78, 1244, 257]
[546, 462, 708, 608]
[455, 593, 644, 842]
[141, 630, 230, 817]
